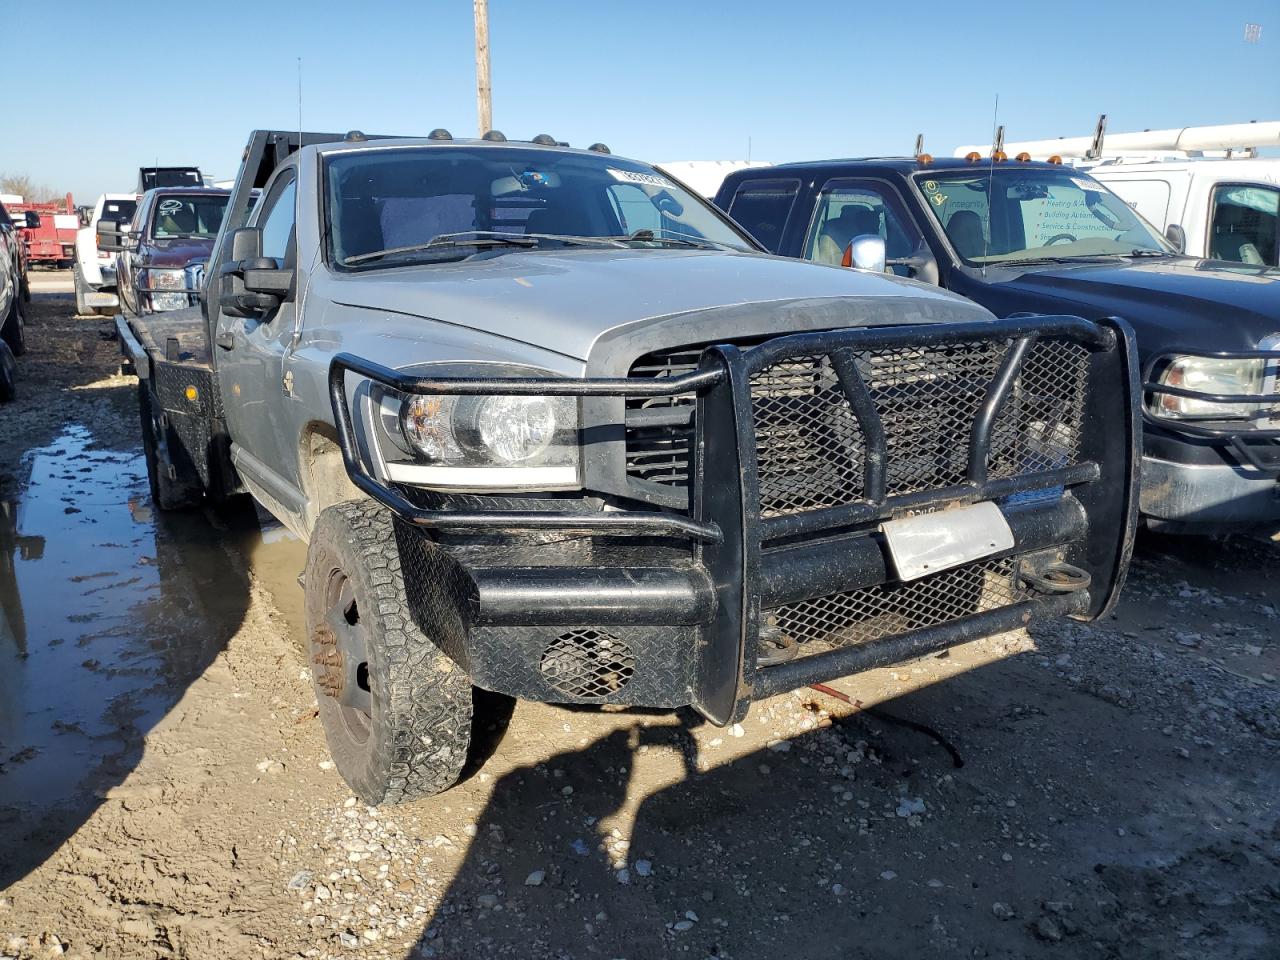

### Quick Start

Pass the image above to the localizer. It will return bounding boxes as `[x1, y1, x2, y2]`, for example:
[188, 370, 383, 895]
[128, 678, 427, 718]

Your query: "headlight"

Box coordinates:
[147, 268, 184, 290]
[146, 268, 189, 312]
[1152, 355, 1267, 420]
[387, 391, 579, 489]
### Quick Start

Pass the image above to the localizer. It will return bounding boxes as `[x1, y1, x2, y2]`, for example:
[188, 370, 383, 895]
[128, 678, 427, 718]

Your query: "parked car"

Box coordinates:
[73, 194, 138, 316]
[715, 157, 1280, 534]
[117, 128, 1138, 805]
[0, 201, 28, 363]
[97, 187, 232, 317]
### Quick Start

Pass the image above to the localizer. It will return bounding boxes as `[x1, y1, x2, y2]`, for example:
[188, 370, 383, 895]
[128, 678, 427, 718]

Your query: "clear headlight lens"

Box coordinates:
[477, 396, 556, 463]
[1153, 356, 1266, 420]
[393, 392, 579, 488]
[146, 269, 188, 311]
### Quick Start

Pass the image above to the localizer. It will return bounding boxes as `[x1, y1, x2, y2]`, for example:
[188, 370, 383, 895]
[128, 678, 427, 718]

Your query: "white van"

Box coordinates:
[1082, 157, 1278, 266]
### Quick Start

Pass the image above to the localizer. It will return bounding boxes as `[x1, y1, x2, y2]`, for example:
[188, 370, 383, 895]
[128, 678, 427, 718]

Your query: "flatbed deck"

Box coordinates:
[118, 307, 212, 370]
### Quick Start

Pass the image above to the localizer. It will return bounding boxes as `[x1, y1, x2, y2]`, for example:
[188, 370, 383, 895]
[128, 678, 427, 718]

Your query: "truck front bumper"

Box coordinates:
[1140, 455, 1280, 528]
[331, 316, 1140, 725]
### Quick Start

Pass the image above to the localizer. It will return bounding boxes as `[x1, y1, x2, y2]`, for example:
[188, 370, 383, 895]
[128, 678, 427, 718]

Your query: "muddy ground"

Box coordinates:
[1, 277, 1277, 960]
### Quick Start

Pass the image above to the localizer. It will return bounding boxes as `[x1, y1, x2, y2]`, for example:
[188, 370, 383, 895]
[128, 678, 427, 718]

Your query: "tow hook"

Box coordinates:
[1017, 560, 1092, 594]
[757, 619, 799, 666]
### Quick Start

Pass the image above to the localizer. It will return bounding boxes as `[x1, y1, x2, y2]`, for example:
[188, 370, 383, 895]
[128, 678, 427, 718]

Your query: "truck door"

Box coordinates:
[799, 178, 927, 279]
[215, 166, 304, 520]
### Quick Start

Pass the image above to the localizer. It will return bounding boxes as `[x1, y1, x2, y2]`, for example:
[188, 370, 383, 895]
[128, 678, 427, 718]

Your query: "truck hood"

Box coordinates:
[994, 257, 1280, 349]
[316, 248, 991, 361]
[140, 236, 216, 269]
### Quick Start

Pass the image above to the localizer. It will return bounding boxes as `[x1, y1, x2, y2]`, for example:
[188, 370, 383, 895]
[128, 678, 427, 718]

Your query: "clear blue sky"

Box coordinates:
[2, 0, 1276, 200]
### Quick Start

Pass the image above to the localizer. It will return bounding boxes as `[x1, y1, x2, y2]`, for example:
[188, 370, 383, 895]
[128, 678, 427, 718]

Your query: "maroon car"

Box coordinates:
[100, 187, 231, 316]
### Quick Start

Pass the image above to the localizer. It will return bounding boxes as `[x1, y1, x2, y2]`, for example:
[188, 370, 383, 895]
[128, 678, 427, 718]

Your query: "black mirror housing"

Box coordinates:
[24, 212, 40, 229]
[96, 221, 124, 252]
[219, 228, 293, 317]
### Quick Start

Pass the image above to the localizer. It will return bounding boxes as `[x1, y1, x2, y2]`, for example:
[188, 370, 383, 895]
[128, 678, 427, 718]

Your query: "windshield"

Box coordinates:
[99, 199, 137, 226]
[150, 195, 229, 239]
[916, 167, 1173, 264]
[324, 146, 756, 268]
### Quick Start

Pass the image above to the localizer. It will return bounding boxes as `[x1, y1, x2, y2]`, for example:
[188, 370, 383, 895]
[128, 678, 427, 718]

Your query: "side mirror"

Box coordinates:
[96, 221, 124, 252]
[218, 227, 292, 317]
[888, 238, 940, 285]
[842, 234, 887, 273]
[23, 212, 40, 229]
[1165, 223, 1186, 255]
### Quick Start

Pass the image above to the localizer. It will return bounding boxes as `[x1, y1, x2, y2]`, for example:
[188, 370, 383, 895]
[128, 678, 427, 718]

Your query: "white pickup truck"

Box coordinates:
[73, 193, 138, 315]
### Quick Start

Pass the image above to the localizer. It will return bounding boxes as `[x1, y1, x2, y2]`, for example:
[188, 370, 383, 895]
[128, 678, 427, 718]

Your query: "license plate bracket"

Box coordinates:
[880, 501, 1015, 581]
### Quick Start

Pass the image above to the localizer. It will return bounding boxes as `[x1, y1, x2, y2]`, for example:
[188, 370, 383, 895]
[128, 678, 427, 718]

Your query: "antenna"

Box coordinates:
[297, 57, 303, 145]
[914, 133, 924, 157]
[747, 136, 752, 162]
[981, 95, 999, 277]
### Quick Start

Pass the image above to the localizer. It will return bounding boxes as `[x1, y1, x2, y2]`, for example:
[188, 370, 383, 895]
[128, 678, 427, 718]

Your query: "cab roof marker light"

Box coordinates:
[531, 134, 557, 146]
[588, 143, 611, 154]
[917, 153, 934, 165]
[481, 129, 507, 142]
[1015, 152, 1031, 162]
[965, 151, 982, 162]
[991, 150, 1008, 162]
[428, 128, 453, 141]
[1047, 154, 1063, 165]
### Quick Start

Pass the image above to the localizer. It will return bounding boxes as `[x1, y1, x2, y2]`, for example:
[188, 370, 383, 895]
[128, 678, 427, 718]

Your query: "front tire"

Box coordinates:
[304, 499, 472, 805]
[73, 265, 89, 316]
[2, 297, 25, 357]
[0, 341, 15, 402]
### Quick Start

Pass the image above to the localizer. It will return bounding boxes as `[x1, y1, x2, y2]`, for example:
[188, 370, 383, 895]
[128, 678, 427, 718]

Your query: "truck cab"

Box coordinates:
[716, 157, 1280, 534]
[73, 193, 138, 316]
[117, 130, 1138, 805]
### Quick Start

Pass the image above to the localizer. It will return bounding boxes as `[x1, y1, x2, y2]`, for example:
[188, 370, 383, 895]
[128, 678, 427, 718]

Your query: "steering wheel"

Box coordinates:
[1044, 233, 1077, 246]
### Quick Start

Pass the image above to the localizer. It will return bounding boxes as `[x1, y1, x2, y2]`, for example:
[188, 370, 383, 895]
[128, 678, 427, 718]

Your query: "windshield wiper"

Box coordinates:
[342, 231, 632, 266]
[604, 229, 728, 250]
[1127, 249, 1173, 258]
[1003, 254, 1125, 266]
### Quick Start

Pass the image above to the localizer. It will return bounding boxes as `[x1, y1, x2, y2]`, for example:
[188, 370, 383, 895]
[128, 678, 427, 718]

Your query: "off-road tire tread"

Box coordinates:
[307, 499, 472, 805]
[73, 265, 89, 317]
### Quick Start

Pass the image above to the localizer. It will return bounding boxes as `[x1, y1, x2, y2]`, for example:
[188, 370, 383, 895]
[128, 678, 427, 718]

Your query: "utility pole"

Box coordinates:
[473, 0, 492, 135]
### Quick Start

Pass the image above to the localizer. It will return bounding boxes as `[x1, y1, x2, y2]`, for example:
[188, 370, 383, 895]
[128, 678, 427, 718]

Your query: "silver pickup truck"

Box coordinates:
[116, 129, 1140, 805]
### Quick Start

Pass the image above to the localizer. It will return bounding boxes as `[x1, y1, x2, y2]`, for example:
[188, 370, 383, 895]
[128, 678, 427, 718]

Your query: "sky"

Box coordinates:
[1, 0, 1277, 201]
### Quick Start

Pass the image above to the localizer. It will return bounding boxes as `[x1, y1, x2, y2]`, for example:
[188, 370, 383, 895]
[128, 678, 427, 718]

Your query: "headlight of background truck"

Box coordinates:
[368, 386, 580, 491]
[1151, 355, 1267, 420]
[146, 269, 188, 312]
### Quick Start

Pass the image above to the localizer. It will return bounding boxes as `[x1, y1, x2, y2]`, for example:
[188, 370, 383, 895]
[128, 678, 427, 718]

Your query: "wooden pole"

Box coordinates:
[474, 0, 492, 135]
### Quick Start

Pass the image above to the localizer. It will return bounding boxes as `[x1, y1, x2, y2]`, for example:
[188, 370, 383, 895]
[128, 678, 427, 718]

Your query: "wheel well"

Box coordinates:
[301, 423, 362, 527]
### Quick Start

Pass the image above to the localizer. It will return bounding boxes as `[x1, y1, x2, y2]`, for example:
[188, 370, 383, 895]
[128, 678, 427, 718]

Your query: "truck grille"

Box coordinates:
[765, 556, 1029, 651]
[625, 338, 1091, 516]
[624, 348, 700, 489]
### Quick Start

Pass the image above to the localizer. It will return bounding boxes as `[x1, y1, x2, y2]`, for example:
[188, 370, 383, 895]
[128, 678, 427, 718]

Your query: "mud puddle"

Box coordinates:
[0, 424, 306, 822]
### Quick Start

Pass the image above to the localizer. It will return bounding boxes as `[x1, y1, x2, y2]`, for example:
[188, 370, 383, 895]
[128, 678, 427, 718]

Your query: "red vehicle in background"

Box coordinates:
[9, 194, 78, 268]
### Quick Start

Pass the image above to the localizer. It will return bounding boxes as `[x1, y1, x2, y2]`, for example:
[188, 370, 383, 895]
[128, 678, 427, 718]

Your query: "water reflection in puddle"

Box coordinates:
[0, 424, 306, 814]
[0, 426, 161, 807]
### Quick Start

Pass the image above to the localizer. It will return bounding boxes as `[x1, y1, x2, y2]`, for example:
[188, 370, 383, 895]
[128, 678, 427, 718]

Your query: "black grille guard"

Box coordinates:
[1141, 347, 1280, 476]
[330, 315, 1141, 719]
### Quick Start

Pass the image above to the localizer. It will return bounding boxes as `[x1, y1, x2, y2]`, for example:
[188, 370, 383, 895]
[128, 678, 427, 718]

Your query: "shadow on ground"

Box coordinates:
[406, 532, 1280, 960]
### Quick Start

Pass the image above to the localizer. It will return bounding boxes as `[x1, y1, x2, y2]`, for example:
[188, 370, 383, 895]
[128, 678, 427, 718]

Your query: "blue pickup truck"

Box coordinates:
[716, 157, 1280, 534]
